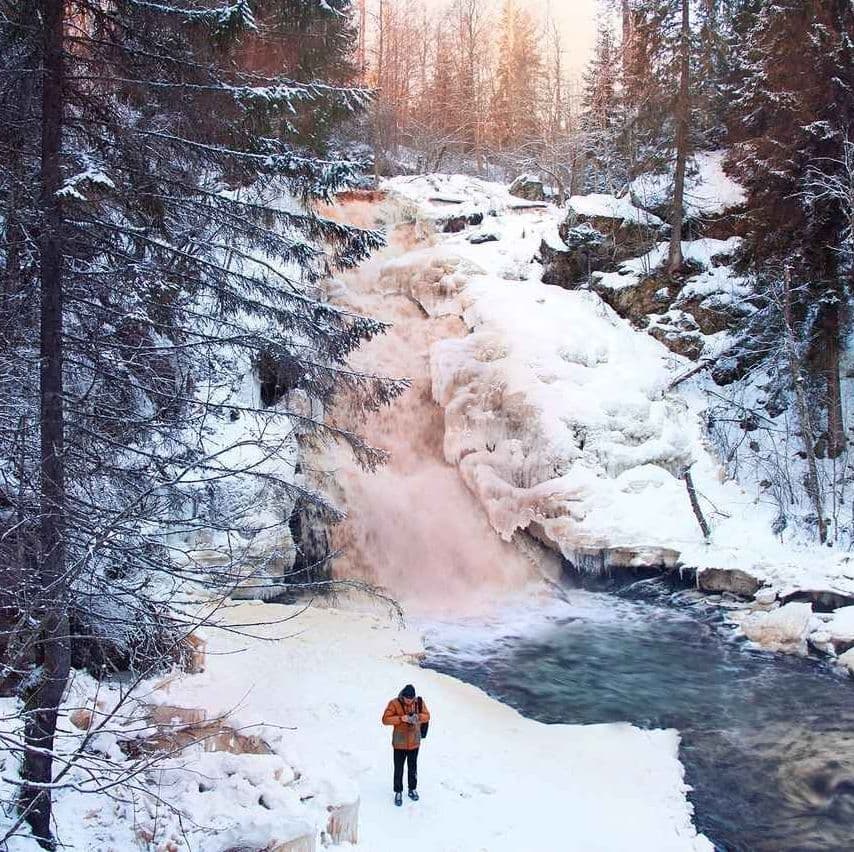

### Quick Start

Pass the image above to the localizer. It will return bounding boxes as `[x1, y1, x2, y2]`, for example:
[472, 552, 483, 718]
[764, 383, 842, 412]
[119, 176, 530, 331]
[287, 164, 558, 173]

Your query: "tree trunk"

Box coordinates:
[667, 0, 690, 274]
[783, 269, 827, 544]
[819, 299, 845, 459]
[19, 2, 70, 848]
[683, 468, 710, 540]
[621, 0, 634, 72]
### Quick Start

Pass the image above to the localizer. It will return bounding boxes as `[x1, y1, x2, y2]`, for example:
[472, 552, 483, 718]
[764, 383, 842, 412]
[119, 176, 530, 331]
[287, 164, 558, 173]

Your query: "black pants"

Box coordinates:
[393, 747, 419, 793]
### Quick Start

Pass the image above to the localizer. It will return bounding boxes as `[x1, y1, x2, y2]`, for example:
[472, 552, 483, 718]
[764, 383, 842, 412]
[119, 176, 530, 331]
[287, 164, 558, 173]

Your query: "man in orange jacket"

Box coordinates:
[381, 683, 430, 806]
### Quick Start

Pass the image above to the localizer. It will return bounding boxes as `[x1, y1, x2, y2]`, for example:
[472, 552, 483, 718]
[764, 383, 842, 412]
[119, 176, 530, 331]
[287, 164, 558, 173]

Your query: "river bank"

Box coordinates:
[0, 599, 712, 851]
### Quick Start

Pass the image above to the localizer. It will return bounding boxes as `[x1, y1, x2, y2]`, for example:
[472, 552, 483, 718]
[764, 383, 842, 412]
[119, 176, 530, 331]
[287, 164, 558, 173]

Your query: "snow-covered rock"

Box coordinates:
[753, 587, 778, 606]
[837, 647, 854, 676]
[382, 173, 551, 235]
[698, 567, 762, 598]
[566, 193, 665, 230]
[509, 173, 546, 202]
[741, 602, 814, 655]
[824, 606, 854, 653]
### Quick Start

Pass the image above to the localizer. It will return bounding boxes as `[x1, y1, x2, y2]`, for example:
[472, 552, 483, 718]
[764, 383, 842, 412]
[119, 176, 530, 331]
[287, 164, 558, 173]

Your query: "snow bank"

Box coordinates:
[629, 151, 747, 217]
[431, 278, 702, 564]
[0, 602, 711, 850]
[122, 602, 713, 851]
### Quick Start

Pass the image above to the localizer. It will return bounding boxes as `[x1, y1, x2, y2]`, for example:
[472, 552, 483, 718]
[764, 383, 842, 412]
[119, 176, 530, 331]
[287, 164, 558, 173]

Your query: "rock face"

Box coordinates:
[741, 601, 813, 655]
[509, 174, 546, 202]
[539, 195, 667, 292]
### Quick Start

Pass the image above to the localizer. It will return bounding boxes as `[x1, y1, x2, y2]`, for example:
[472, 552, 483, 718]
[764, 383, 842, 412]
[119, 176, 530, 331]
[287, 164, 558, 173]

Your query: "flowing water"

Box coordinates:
[317, 208, 537, 615]
[421, 580, 854, 852]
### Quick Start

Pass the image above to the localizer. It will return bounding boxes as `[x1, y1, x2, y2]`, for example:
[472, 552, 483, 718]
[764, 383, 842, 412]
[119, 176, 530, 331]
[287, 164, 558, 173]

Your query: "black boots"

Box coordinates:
[394, 790, 419, 805]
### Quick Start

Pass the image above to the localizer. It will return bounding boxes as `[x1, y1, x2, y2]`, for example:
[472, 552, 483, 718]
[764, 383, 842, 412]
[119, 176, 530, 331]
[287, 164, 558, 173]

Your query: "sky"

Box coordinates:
[538, 0, 600, 76]
[366, 0, 602, 80]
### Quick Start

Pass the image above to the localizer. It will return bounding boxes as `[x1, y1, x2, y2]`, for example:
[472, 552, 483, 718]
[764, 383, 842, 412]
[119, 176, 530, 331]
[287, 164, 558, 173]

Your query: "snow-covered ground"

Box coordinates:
[1, 601, 712, 851]
[628, 150, 747, 218]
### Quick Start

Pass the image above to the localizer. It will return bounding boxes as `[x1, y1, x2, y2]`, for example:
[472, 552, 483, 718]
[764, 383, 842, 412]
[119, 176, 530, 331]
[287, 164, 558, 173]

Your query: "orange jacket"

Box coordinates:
[382, 695, 430, 750]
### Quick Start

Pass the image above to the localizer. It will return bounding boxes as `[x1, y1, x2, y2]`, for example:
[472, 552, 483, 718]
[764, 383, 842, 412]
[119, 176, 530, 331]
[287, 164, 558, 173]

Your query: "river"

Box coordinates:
[421, 577, 854, 852]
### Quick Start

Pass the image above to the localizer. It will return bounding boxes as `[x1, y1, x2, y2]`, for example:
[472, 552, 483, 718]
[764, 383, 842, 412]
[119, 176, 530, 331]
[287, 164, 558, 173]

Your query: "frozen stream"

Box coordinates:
[421, 580, 854, 852]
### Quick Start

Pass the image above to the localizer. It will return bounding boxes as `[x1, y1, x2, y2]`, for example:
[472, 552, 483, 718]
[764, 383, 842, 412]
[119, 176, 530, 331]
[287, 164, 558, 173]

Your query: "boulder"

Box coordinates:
[225, 838, 316, 852]
[541, 225, 617, 288]
[753, 587, 778, 606]
[562, 194, 665, 259]
[647, 315, 706, 360]
[837, 647, 854, 677]
[824, 606, 854, 654]
[779, 588, 854, 611]
[741, 601, 813, 655]
[697, 567, 762, 598]
[509, 174, 546, 202]
[589, 270, 679, 325]
[439, 211, 484, 233]
[673, 292, 745, 337]
[69, 708, 94, 730]
[808, 629, 836, 656]
[468, 231, 500, 245]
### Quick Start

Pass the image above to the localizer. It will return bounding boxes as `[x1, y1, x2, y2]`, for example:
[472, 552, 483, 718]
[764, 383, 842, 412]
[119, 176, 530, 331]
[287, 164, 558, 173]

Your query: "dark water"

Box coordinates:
[421, 581, 854, 852]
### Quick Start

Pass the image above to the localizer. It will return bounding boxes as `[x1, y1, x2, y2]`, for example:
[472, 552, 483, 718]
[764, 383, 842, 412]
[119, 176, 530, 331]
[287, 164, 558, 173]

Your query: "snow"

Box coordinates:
[629, 151, 747, 217]
[593, 238, 743, 292]
[823, 605, 854, 646]
[57, 167, 116, 201]
[1, 602, 711, 851]
[382, 173, 551, 229]
[741, 601, 814, 654]
[567, 192, 665, 228]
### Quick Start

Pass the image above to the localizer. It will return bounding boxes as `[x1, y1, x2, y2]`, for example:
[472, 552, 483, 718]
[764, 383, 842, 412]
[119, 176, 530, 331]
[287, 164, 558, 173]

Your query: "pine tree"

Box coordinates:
[0, 1, 400, 844]
[729, 0, 854, 461]
[667, 0, 690, 272]
[581, 19, 624, 192]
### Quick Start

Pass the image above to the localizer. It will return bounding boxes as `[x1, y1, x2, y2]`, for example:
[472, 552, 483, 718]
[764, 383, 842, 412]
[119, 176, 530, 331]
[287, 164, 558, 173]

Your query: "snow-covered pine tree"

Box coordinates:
[580, 18, 625, 192]
[0, 0, 402, 845]
[728, 0, 854, 465]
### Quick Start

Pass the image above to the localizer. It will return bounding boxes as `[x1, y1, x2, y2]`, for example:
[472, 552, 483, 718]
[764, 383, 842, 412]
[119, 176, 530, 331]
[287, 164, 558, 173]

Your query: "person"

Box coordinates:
[381, 683, 430, 806]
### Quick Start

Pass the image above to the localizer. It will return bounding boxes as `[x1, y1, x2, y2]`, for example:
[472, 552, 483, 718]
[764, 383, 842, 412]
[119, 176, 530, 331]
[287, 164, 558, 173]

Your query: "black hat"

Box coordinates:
[400, 684, 416, 699]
